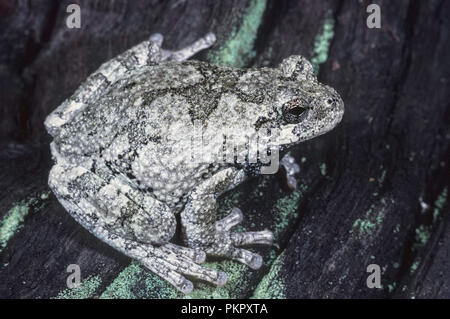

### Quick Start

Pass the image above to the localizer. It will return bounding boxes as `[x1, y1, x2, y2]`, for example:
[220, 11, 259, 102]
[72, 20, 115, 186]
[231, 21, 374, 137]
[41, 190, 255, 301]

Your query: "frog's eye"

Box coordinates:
[282, 98, 309, 124]
[287, 106, 306, 116]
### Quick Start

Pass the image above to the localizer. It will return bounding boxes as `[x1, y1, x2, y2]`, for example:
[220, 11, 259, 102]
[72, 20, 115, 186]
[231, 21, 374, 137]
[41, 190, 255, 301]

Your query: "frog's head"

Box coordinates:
[272, 55, 344, 146]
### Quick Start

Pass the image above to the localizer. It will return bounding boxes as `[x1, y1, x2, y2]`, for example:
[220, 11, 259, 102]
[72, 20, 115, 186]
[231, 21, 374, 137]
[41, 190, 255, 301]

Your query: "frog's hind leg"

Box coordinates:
[44, 34, 165, 137]
[48, 161, 227, 293]
[44, 32, 215, 136]
[181, 168, 274, 270]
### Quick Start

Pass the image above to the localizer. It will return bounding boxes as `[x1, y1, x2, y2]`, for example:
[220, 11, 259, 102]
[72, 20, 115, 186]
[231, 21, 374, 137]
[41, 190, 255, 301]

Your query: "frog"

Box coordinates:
[45, 32, 344, 294]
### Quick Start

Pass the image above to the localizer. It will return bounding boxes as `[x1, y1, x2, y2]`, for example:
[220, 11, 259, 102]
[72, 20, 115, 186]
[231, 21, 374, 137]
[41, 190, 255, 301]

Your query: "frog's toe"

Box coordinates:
[216, 207, 243, 231]
[169, 258, 228, 287]
[152, 245, 227, 288]
[167, 32, 216, 62]
[160, 243, 206, 263]
[149, 33, 163, 46]
[203, 238, 265, 270]
[230, 229, 274, 246]
[216, 207, 274, 246]
[231, 248, 263, 270]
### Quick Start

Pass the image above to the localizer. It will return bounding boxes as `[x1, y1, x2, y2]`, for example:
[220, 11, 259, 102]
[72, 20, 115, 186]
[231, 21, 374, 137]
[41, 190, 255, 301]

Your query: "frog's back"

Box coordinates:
[53, 61, 227, 159]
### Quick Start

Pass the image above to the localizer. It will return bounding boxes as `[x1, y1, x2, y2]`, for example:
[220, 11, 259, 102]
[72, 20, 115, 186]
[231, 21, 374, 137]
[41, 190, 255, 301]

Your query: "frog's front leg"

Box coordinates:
[181, 168, 274, 269]
[48, 161, 227, 293]
[162, 32, 216, 62]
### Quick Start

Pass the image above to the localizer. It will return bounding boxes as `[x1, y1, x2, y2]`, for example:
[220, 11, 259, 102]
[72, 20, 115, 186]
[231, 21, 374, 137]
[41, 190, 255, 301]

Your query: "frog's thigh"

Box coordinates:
[48, 161, 176, 245]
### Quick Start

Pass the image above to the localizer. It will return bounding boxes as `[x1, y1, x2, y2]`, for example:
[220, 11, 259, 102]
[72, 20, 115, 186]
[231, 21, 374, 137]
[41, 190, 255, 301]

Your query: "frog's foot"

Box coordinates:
[207, 208, 274, 269]
[142, 243, 228, 294]
[181, 168, 273, 270]
[49, 162, 227, 294]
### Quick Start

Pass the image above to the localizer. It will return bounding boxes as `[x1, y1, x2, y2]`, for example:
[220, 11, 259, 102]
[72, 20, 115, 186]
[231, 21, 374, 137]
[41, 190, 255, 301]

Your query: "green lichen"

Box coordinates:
[378, 169, 386, 184]
[311, 18, 335, 73]
[182, 261, 249, 299]
[208, 0, 266, 67]
[387, 282, 397, 293]
[271, 189, 303, 242]
[351, 200, 386, 237]
[319, 163, 327, 176]
[352, 218, 376, 236]
[251, 251, 286, 299]
[410, 187, 447, 252]
[100, 261, 178, 299]
[414, 225, 431, 247]
[100, 262, 142, 299]
[0, 205, 29, 252]
[410, 260, 420, 274]
[0, 191, 50, 252]
[433, 187, 447, 223]
[54, 275, 101, 299]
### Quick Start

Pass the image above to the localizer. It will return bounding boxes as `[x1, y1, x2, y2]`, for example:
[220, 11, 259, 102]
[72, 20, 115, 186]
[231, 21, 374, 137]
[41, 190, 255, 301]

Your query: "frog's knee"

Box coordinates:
[145, 211, 176, 245]
[48, 162, 76, 196]
[135, 201, 176, 245]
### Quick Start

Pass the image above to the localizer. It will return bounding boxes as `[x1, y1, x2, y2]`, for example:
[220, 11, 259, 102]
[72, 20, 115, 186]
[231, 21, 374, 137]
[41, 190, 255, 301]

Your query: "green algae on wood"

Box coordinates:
[0, 191, 50, 253]
[208, 0, 267, 67]
[319, 163, 327, 176]
[54, 275, 102, 299]
[183, 261, 250, 299]
[311, 18, 335, 73]
[410, 260, 420, 274]
[350, 199, 387, 237]
[433, 187, 447, 223]
[251, 251, 286, 299]
[100, 261, 178, 299]
[414, 225, 431, 247]
[387, 282, 397, 293]
[271, 189, 303, 242]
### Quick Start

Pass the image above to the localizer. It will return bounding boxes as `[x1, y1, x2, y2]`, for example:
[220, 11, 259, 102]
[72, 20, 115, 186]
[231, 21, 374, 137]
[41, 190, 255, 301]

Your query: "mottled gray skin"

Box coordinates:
[45, 33, 344, 293]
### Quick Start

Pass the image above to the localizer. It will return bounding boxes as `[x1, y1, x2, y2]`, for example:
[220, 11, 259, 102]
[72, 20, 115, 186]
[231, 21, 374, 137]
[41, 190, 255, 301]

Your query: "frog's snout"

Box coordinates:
[322, 86, 344, 124]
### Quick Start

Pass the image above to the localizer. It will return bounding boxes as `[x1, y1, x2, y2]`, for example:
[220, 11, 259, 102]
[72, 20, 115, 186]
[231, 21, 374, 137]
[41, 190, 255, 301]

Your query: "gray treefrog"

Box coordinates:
[45, 32, 344, 293]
